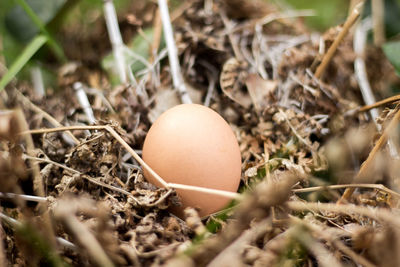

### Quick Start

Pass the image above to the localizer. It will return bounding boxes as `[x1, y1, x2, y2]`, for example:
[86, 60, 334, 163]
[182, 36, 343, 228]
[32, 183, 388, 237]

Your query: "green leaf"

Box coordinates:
[383, 41, 400, 76]
[5, 0, 66, 42]
[12, 0, 66, 62]
[0, 35, 47, 91]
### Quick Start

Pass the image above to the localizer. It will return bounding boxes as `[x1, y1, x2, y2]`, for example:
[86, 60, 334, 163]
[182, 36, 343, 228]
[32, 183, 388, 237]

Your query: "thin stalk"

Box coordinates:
[103, 0, 127, 83]
[287, 201, 400, 227]
[314, 1, 364, 79]
[168, 183, 241, 199]
[0, 192, 47, 202]
[73, 82, 96, 124]
[30, 65, 45, 97]
[338, 108, 400, 203]
[14, 109, 57, 249]
[15, 90, 79, 145]
[293, 183, 400, 199]
[358, 94, 400, 112]
[158, 0, 192, 104]
[354, 18, 399, 158]
[372, 0, 385, 46]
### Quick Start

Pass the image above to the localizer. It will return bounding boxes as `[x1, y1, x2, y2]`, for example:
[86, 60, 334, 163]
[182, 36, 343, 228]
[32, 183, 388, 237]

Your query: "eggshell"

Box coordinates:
[142, 104, 241, 217]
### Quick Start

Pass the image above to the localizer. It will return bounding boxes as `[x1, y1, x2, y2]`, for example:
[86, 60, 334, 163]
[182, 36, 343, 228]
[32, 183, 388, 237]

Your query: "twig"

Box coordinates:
[314, 2, 364, 79]
[15, 90, 79, 145]
[372, 0, 385, 46]
[0, 212, 77, 251]
[204, 72, 216, 107]
[103, 0, 127, 83]
[354, 18, 399, 159]
[4, 110, 58, 250]
[338, 107, 400, 203]
[23, 125, 243, 200]
[84, 87, 116, 114]
[14, 110, 45, 197]
[349, 0, 364, 16]
[359, 94, 400, 112]
[220, 11, 244, 61]
[104, 125, 169, 188]
[149, 8, 162, 65]
[198, 60, 218, 107]
[73, 82, 96, 124]
[168, 183, 241, 200]
[293, 183, 400, 199]
[287, 201, 400, 227]
[158, 0, 192, 104]
[0, 192, 47, 202]
[354, 18, 379, 124]
[23, 125, 106, 134]
[23, 154, 80, 174]
[30, 65, 45, 97]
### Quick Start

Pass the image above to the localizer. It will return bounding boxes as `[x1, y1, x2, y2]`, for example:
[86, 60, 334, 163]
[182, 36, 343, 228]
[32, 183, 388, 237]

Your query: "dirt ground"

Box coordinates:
[1, 0, 400, 266]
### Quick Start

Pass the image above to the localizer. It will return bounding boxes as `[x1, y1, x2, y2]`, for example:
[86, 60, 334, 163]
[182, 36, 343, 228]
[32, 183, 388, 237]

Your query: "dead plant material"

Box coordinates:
[359, 94, 400, 112]
[338, 106, 400, 203]
[2, 0, 400, 265]
[187, 173, 298, 266]
[314, 1, 364, 79]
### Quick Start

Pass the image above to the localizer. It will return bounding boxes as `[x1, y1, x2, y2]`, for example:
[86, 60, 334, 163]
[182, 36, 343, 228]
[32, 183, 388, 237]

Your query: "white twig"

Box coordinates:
[354, 19, 378, 122]
[30, 65, 45, 97]
[85, 87, 116, 114]
[0, 212, 77, 251]
[354, 18, 399, 159]
[104, 0, 127, 83]
[74, 82, 96, 124]
[158, 0, 192, 104]
[15, 90, 79, 145]
[168, 183, 241, 199]
[0, 192, 47, 202]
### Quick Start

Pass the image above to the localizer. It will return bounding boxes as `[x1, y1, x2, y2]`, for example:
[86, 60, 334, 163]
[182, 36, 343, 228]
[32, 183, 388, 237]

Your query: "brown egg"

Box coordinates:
[142, 104, 241, 217]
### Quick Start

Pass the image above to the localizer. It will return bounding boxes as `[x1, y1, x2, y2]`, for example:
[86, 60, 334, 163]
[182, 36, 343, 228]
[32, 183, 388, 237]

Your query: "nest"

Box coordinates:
[1, 0, 400, 266]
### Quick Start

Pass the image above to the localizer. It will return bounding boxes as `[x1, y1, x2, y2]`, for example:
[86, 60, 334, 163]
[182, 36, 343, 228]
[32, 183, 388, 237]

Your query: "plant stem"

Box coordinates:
[338, 107, 400, 203]
[103, 0, 127, 83]
[354, 18, 399, 158]
[359, 94, 400, 112]
[372, 0, 385, 46]
[314, 1, 364, 79]
[158, 0, 192, 104]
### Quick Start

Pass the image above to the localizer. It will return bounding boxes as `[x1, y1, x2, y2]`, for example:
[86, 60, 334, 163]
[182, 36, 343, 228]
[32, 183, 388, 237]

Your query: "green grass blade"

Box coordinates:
[0, 35, 47, 91]
[15, 0, 66, 63]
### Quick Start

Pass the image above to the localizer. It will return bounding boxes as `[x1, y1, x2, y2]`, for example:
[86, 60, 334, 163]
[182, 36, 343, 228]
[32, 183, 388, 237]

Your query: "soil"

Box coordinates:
[1, 0, 400, 266]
